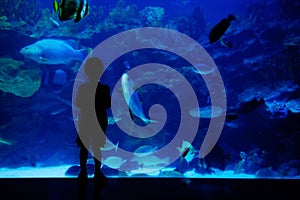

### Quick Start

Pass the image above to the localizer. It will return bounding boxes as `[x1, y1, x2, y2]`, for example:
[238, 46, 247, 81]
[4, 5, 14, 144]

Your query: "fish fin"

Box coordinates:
[176, 147, 182, 153]
[39, 56, 48, 63]
[129, 108, 135, 121]
[64, 39, 79, 48]
[74, 0, 84, 23]
[76, 49, 89, 61]
[83, 1, 89, 17]
[179, 157, 184, 163]
[115, 142, 119, 152]
[74, 15, 81, 23]
[53, 0, 59, 13]
[220, 37, 227, 47]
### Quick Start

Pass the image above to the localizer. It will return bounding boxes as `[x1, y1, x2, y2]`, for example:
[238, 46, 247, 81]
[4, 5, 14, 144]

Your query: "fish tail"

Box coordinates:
[76, 48, 90, 61]
[228, 14, 236, 21]
[53, 0, 59, 13]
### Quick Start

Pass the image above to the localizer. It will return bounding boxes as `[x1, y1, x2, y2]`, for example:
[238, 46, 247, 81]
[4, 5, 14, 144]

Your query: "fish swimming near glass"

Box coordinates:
[53, 0, 89, 23]
[20, 39, 88, 65]
[121, 73, 153, 125]
[209, 14, 235, 44]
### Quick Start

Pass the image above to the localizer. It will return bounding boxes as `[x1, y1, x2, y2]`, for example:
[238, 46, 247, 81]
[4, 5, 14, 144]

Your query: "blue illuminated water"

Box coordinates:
[0, 0, 299, 178]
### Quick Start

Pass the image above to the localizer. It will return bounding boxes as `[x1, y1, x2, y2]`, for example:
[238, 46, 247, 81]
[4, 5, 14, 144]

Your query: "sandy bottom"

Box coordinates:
[0, 165, 258, 178]
[1, 165, 299, 179]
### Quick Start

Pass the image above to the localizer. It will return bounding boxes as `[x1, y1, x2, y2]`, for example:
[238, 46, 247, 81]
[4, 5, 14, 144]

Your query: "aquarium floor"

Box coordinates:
[0, 178, 297, 200]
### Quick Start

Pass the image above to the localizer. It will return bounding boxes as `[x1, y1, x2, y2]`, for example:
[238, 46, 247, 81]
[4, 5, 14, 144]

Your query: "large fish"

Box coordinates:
[53, 0, 88, 23]
[20, 39, 88, 65]
[121, 73, 152, 125]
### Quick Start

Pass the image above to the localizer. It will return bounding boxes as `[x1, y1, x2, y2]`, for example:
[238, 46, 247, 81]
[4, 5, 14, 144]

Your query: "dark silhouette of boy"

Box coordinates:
[75, 57, 111, 187]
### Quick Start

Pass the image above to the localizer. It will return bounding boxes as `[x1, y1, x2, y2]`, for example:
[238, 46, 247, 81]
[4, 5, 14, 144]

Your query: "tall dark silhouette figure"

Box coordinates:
[75, 57, 111, 187]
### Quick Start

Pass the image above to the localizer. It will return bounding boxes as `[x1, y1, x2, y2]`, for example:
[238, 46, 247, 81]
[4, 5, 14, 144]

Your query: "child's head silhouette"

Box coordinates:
[84, 57, 104, 82]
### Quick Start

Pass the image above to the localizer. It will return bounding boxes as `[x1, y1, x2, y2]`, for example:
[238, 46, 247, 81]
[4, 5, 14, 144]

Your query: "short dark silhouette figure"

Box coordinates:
[75, 57, 111, 187]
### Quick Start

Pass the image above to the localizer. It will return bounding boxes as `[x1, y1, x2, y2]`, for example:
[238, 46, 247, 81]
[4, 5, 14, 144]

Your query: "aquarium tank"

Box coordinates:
[0, 0, 299, 179]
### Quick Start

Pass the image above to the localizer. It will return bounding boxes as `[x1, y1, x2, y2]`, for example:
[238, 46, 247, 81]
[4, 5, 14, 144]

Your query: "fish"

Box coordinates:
[121, 73, 152, 125]
[131, 155, 169, 169]
[50, 107, 66, 115]
[177, 140, 198, 163]
[209, 14, 235, 44]
[133, 145, 157, 157]
[107, 116, 122, 125]
[177, 140, 192, 154]
[100, 140, 119, 152]
[53, 0, 88, 23]
[123, 61, 131, 69]
[0, 137, 12, 145]
[20, 39, 88, 65]
[225, 121, 239, 128]
[102, 156, 126, 169]
[189, 105, 223, 118]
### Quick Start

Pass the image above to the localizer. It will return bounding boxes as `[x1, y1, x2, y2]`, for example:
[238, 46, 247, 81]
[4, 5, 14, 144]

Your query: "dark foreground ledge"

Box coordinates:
[0, 178, 298, 200]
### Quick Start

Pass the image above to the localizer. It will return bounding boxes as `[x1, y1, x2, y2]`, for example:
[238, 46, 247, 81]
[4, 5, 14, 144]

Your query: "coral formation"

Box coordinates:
[108, 0, 139, 24]
[6, 0, 41, 26]
[139, 6, 165, 27]
[0, 58, 41, 97]
[234, 148, 268, 175]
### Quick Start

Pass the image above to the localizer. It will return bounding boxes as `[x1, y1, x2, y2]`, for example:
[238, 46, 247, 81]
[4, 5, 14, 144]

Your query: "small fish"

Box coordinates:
[107, 116, 121, 125]
[100, 140, 119, 152]
[102, 156, 126, 169]
[0, 137, 12, 145]
[131, 155, 169, 168]
[177, 140, 198, 163]
[209, 14, 235, 44]
[123, 61, 131, 69]
[20, 39, 88, 65]
[177, 140, 192, 154]
[53, 0, 89, 23]
[133, 145, 157, 157]
[225, 121, 239, 128]
[50, 107, 66, 115]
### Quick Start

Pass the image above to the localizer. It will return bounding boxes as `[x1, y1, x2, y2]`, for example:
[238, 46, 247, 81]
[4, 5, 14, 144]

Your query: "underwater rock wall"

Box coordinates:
[0, 58, 41, 97]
